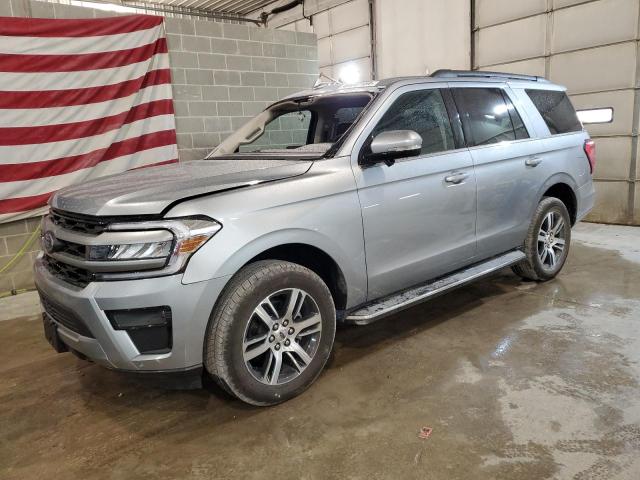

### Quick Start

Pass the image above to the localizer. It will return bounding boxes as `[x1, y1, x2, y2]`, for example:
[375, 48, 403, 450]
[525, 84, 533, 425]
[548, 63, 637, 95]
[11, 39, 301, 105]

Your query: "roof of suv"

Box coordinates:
[282, 69, 564, 101]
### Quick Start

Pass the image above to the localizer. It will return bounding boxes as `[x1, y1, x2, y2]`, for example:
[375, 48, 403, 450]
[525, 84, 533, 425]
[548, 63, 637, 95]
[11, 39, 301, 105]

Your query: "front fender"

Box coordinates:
[182, 227, 368, 308]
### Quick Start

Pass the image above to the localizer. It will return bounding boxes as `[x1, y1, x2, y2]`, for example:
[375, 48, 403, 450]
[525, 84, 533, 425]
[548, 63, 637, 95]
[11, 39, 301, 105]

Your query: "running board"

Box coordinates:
[344, 250, 526, 325]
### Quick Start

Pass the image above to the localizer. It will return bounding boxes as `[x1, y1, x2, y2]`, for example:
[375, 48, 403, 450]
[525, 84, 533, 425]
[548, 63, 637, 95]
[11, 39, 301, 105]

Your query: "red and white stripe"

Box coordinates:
[0, 15, 178, 223]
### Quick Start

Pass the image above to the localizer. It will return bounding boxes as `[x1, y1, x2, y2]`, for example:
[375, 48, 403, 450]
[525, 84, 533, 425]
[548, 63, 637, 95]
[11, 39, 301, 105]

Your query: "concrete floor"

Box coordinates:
[1, 223, 639, 479]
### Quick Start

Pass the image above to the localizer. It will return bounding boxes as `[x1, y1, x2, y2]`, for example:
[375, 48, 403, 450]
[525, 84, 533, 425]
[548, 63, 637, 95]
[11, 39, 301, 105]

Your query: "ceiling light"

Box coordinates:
[338, 63, 360, 84]
[577, 108, 613, 124]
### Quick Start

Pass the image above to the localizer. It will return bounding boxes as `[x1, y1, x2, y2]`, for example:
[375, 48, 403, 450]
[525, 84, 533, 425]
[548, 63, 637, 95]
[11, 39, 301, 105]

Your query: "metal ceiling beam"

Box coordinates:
[238, 0, 281, 15]
[122, 0, 265, 24]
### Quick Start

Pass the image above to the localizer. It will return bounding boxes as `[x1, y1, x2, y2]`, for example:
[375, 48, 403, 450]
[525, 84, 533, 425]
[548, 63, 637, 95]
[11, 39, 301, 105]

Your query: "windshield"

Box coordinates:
[209, 93, 373, 157]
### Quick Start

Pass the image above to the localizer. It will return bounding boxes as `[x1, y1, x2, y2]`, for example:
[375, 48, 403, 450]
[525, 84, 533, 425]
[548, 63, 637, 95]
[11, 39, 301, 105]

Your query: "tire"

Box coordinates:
[204, 260, 336, 406]
[512, 197, 572, 282]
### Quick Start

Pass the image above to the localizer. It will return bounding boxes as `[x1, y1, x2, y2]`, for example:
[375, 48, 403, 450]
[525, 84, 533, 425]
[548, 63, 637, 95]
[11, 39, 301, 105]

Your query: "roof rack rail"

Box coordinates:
[430, 69, 549, 83]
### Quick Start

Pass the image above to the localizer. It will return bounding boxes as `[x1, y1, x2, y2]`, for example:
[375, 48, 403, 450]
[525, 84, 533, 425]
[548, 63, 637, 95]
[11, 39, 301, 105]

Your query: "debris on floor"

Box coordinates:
[418, 427, 432, 439]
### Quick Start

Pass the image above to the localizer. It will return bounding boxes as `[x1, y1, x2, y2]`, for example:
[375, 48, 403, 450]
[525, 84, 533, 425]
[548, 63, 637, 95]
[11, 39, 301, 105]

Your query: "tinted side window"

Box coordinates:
[372, 89, 455, 155]
[526, 89, 582, 135]
[453, 88, 528, 146]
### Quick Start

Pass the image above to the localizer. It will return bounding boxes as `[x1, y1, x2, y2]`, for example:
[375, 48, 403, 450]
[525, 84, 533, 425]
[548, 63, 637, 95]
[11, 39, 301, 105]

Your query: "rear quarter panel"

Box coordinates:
[511, 85, 594, 219]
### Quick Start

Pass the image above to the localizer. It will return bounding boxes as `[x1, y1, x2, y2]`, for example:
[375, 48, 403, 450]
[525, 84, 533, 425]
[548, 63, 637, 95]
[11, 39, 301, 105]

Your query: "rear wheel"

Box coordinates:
[204, 260, 336, 406]
[512, 197, 571, 281]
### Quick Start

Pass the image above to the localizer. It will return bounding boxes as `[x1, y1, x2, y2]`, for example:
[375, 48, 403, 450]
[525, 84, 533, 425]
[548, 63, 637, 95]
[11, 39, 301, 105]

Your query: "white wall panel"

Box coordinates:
[318, 37, 332, 67]
[552, 0, 638, 53]
[589, 137, 633, 180]
[476, 14, 547, 66]
[550, 42, 636, 94]
[479, 58, 546, 76]
[553, 0, 597, 8]
[313, 10, 331, 37]
[476, 0, 546, 28]
[330, 25, 370, 64]
[570, 89, 635, 136]
[330, 0, 369, 34]
[376, 0, 470, 77]
[270, 0, 370, 80]
[587, 182, 630, 223]
[475, 0, 640, 223]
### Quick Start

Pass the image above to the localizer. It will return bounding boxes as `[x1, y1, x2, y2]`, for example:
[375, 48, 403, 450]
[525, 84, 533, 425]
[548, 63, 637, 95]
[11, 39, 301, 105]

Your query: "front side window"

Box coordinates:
[453, 88, 529, 147]
[526, 89, 582, 135]
[371, 89, 455, 156]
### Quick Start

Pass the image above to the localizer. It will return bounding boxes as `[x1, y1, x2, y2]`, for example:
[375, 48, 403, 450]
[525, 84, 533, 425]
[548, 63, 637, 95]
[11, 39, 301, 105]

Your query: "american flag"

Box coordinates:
[0, 14, 178, 223]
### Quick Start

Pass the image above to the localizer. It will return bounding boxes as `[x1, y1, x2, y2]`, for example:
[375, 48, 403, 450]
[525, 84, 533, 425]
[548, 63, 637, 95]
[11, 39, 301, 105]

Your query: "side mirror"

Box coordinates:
[361, 130, 423, 166]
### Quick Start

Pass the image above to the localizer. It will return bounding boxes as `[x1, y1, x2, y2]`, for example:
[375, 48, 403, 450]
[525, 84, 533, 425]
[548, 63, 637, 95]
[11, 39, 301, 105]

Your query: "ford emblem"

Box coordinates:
[43, 231, 56, 254]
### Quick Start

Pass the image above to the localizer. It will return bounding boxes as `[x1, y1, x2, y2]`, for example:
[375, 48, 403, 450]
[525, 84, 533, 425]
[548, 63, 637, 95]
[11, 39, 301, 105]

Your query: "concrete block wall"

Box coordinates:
[0, 0, 318, 293]
[252, 0, 373, 81]
[165, 17, 318, 161]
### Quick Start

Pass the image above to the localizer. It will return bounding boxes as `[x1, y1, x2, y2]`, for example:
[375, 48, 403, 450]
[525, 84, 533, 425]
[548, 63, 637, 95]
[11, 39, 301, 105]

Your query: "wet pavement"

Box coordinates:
[1, 222, 639, 479]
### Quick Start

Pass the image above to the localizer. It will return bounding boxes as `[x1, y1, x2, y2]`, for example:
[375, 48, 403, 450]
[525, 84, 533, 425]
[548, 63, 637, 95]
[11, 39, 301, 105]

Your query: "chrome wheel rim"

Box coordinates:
[537, 211, 566, 270]
[243, 288, 322, 385]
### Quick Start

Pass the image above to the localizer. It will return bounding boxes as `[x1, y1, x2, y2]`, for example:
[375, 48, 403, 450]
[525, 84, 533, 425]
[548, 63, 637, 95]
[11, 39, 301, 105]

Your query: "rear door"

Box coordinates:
[450, 84, 543, 259]
[351, 84, 477, 300]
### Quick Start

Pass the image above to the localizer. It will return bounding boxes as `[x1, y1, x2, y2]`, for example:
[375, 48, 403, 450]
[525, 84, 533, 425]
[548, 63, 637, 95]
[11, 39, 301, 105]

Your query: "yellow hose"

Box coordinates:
[0, 225, 41, 297]
[0, 288, 32, 299]
[0, 225, 41, 275]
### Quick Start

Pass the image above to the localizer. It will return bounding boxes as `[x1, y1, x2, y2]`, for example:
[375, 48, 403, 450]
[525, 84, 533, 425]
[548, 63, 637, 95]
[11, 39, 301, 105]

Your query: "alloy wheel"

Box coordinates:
[243, 288, 322, 385]
[537, 210, 566, 269]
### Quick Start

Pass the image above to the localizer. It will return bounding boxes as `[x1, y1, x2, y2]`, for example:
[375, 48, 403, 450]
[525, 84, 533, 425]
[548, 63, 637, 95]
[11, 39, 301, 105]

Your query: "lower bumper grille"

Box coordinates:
[43, 255, 93, 288]
[38, 289, 94, 338]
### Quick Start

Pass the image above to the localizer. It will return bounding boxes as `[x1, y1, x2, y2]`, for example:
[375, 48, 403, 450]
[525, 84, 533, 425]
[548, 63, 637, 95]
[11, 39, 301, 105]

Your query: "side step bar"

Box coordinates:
[344, 250, 526, 325]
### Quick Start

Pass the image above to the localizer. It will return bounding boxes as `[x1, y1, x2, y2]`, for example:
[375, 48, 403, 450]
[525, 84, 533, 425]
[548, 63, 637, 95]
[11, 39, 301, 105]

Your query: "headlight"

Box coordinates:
[175, 218, 222, 254]
[88, 241, 173, 261]
[95, 217, 222, 280]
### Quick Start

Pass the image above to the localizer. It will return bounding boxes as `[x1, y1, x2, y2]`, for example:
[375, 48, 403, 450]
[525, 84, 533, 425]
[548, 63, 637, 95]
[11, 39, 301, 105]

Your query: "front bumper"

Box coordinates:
[34, 255, 230, 372]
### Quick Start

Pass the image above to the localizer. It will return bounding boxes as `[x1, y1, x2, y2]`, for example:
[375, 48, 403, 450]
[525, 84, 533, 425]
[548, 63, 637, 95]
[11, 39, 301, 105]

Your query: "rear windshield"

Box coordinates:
[526, 89, 582, 135]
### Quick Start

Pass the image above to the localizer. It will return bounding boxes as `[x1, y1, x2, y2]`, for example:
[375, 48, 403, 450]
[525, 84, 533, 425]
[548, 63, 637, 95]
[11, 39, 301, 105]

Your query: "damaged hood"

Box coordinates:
[51, 158, 313, 216]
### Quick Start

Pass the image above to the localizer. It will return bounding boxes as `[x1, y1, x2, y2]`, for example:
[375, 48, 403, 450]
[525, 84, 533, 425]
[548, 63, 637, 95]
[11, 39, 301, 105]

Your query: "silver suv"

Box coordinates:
[35, 70, 595, 405]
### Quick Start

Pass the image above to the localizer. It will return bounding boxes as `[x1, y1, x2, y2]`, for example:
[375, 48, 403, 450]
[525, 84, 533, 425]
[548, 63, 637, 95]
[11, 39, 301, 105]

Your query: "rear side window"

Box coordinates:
[526, 89, 582, 135]
[372, 89, 455, 156]
[452, 88, 529, 147]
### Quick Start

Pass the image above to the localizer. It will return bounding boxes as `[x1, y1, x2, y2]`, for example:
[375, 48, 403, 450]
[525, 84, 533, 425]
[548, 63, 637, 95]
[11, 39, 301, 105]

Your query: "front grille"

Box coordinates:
[45, 209, 169, 285]
[50, 209, 159, 235]
[50, 209, 109, 235]
[38, 289, 94, 338]
[59, 239, 87, 258]
[43, 256, 94, 288]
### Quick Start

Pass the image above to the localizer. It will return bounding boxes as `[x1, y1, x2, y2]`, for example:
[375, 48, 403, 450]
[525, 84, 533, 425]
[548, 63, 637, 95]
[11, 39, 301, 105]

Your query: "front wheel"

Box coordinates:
[512, 197, 572, 281]
[204, 260, 336, 406]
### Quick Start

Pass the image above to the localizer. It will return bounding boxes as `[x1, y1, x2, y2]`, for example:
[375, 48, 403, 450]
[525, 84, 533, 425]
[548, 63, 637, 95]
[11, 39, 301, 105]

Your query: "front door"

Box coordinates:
[351, 85, 477, 300]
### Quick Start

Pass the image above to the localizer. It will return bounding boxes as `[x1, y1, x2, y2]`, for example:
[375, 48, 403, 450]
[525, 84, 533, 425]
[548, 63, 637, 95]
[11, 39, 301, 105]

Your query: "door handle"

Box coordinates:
[525, 156, 543, 167]
[444, 172, 469, 184]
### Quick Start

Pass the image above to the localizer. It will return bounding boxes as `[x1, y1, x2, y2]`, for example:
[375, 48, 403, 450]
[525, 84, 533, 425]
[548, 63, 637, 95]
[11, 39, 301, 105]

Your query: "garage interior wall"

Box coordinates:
[258, 0, 470, 81]
[474, 0, 640, 225]
[0, 0, 318, 293]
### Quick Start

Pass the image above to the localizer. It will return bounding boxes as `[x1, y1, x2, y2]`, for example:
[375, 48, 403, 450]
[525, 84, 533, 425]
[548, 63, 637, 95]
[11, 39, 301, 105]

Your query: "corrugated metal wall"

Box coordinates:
[474, 0, 640, 225]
